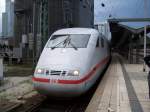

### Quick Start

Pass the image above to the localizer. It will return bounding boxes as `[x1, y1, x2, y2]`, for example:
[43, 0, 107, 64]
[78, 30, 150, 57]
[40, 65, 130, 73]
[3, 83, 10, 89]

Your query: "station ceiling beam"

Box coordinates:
[108, 18, 150, 23]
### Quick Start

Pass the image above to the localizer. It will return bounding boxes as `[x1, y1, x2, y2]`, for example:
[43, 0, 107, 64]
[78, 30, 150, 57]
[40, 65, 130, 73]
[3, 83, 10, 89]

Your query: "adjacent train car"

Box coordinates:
[32, 28, 110, 97]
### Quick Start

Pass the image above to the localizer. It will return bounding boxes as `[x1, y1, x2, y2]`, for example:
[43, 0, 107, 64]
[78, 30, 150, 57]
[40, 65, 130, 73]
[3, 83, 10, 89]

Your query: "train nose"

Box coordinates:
[32, 77, 85, 97]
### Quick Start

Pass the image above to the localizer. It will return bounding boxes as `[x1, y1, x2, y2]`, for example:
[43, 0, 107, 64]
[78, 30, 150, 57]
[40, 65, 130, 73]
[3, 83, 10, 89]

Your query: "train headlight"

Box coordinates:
[73, 70, 79, 76]
[35, 68, 45, 74]
[68, 70, 80, 76]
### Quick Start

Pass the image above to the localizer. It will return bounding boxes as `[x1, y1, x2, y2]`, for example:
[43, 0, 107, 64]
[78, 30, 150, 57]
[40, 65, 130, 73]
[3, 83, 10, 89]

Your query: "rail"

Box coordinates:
[1, 93, 46, 112]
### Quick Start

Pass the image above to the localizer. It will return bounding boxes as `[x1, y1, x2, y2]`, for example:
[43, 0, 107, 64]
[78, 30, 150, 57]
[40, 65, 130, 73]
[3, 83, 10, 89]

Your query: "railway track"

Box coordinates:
[0, 102, 22, 112]
[1, 85, 98, 112]
[38, 95, 90, 112]
[1, 93, 46, 112]
[0, 88, 93, 112]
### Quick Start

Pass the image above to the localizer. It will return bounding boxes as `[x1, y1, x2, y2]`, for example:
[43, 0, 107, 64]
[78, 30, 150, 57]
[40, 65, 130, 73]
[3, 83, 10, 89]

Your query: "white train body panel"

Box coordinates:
[32, 28, 110, 97]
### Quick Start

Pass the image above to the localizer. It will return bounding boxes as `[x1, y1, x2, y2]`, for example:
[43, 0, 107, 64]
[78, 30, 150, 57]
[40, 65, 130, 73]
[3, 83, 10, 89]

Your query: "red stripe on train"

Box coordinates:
[32, 77, 49, 83]
[32, 56, 110, 84]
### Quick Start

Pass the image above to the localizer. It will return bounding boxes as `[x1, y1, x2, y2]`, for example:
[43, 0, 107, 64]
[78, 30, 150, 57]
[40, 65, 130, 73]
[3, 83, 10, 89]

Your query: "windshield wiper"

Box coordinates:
[51, 37, 69, 50]
[62, 38, 78, 50]
[68, 40, 78, 50]
[51, 37, 78, 50]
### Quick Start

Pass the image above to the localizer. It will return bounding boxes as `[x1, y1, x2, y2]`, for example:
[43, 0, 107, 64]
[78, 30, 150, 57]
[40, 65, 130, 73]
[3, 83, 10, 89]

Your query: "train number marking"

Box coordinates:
[49, 79, 58, 84]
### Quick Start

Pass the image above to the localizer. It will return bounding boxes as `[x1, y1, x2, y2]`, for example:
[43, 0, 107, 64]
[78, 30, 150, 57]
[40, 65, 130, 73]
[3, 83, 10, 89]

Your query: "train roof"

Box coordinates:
[53, 28, 99, 35]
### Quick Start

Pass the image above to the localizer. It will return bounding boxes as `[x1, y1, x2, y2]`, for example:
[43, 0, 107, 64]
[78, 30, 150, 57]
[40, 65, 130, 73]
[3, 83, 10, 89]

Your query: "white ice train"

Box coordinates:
[32, 28, 110, 97]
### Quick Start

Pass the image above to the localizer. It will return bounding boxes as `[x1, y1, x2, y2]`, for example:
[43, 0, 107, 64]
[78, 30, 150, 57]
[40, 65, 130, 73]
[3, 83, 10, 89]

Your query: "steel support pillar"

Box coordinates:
[143, 26, 147, 72]
[33, 0, 38, 67]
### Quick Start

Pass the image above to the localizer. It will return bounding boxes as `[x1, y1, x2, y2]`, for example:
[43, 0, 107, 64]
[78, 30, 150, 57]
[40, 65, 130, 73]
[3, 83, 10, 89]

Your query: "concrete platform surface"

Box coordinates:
[86, 54, 150, 112]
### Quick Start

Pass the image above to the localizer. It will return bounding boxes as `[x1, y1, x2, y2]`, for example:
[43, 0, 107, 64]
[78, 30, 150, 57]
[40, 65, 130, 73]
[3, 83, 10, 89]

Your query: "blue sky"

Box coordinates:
[0, 0, 150, 34]
[95, 0, 150, 28]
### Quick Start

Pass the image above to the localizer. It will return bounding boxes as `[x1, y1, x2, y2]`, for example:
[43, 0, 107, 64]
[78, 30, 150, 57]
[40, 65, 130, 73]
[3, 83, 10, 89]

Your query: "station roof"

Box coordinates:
[108, 18, 150, 48]
[118, 24, 150, 34]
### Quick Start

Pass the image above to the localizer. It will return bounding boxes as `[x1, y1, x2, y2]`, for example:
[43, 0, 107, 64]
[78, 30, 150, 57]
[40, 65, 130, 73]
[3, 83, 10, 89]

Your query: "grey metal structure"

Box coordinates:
[2, 12, 8, 37]
[14, 0, 33, 47]
[0, 59, 3, 83]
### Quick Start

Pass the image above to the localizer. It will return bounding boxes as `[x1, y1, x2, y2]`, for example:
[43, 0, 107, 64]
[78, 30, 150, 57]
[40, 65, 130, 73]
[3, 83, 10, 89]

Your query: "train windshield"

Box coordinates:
[47, 34, 90, 49]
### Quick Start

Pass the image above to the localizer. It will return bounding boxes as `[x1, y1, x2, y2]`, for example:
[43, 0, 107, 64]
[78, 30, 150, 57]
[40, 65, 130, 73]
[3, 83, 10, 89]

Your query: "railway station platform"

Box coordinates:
[86, 54, 150, 112]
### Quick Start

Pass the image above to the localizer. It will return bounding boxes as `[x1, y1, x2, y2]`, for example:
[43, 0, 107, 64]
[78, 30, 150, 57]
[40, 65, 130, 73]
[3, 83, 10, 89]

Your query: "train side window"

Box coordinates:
[96, 38, 99, 47]
[101, 38, 104, 48]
